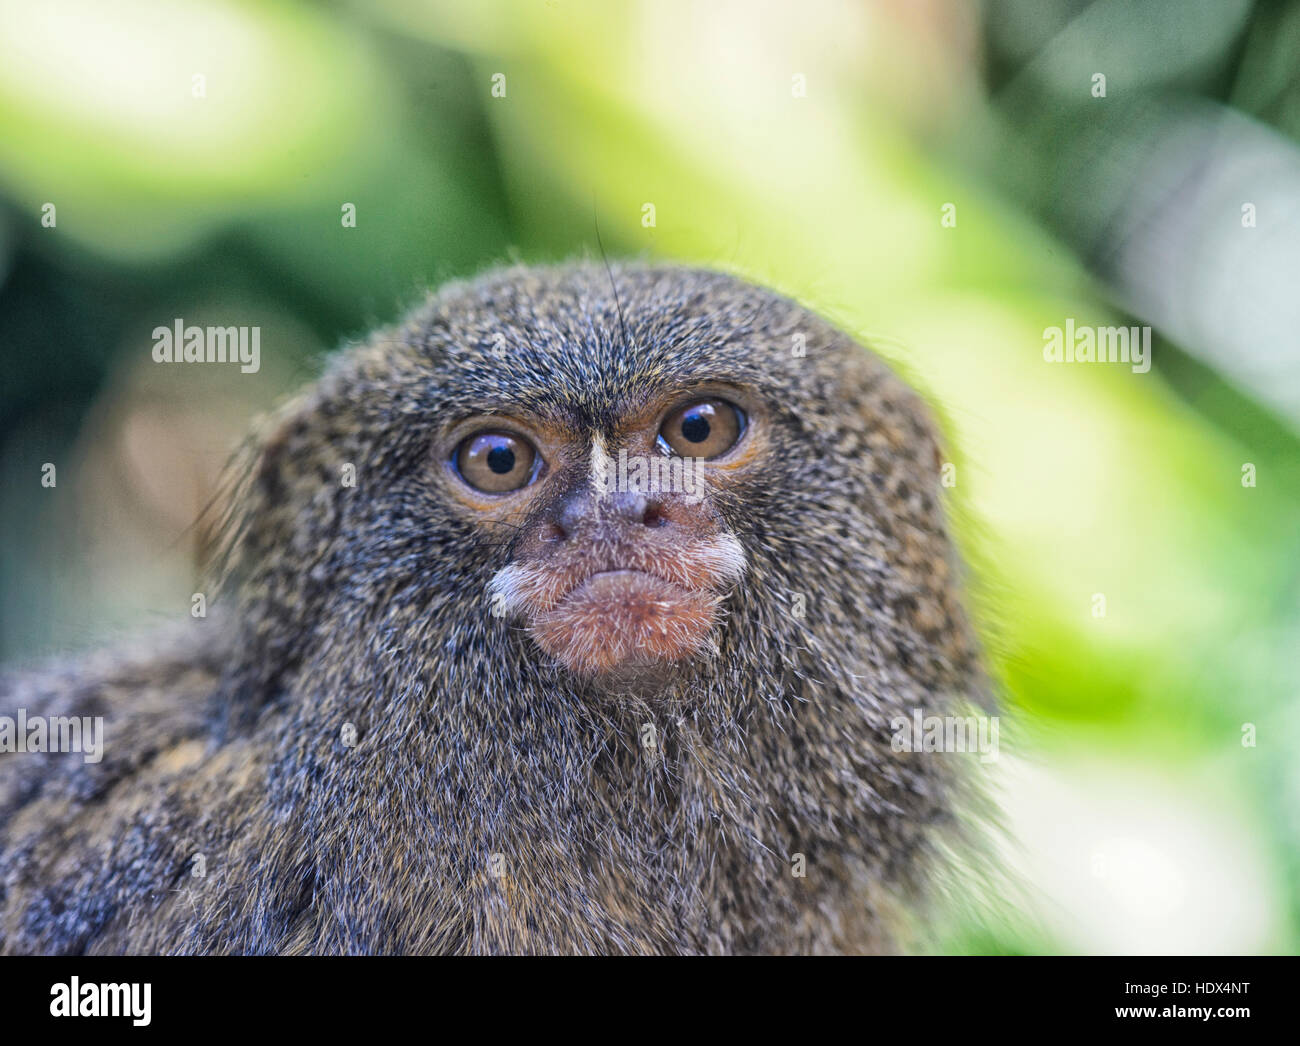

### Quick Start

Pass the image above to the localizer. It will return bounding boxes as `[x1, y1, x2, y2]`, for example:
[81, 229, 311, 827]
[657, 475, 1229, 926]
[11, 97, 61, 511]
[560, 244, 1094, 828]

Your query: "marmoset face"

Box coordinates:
[379, 263, 923, 696]
[245, 263, 954, 706]
[452, 387, 757, 681]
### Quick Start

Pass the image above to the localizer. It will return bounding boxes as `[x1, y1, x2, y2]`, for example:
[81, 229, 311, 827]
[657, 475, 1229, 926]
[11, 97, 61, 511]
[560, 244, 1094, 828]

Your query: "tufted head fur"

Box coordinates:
[0, 261, 986, 954]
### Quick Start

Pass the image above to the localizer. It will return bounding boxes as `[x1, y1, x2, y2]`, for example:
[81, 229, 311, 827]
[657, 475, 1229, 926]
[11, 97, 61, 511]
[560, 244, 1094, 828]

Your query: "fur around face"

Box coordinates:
[0, 262, 984, 954]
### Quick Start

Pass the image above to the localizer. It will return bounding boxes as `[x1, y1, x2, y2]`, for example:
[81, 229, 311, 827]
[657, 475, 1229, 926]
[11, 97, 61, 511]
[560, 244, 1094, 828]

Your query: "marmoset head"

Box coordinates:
[219, 262, 976, 721]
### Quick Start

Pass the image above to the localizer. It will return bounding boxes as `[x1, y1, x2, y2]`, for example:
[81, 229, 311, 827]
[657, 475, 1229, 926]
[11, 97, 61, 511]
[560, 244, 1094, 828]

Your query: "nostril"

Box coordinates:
[540, 522, 567, 543]
[642, 504, 667, 528]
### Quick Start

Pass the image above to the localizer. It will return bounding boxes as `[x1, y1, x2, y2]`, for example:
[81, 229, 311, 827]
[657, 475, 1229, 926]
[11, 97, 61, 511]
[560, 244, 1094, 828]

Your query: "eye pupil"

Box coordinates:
[486, 444, 516, 474]
[680, 413, 710, 443]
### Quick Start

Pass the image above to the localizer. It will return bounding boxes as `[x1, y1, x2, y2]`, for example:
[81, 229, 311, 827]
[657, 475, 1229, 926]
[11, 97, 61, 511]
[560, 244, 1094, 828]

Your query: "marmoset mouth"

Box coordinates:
[488, 531, 747, 681]
[531, 567, 723, 678]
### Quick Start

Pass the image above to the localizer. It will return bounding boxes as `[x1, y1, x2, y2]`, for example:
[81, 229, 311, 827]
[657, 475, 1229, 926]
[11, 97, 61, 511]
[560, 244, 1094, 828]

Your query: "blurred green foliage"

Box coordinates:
[1, 0, 1296, 954]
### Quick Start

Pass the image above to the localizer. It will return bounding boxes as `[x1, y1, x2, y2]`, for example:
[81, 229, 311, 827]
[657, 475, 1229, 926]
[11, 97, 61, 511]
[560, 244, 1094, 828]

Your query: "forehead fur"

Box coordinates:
[379, 262, 855, 431]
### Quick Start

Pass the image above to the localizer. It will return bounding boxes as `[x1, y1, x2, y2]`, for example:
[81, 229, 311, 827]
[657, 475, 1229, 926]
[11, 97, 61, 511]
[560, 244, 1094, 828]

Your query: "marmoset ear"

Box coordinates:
[198, 387, 320, 585]
[193, 381, 358, 716]
[834, 342, 995, 715]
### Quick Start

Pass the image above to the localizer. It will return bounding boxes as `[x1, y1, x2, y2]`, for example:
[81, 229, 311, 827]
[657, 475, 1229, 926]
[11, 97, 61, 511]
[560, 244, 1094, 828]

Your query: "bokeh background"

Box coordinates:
[1, 0, 1297, 954]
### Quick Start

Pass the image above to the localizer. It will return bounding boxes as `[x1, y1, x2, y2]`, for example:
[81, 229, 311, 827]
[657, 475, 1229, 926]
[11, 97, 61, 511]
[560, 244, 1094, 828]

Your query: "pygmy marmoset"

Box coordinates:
[0, 262, 987, 954]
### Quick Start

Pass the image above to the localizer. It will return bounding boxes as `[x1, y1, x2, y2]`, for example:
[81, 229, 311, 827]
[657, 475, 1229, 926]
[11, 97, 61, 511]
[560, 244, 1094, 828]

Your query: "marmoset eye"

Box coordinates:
[657, 398, 746, 459]
[453, 431, 540, 493]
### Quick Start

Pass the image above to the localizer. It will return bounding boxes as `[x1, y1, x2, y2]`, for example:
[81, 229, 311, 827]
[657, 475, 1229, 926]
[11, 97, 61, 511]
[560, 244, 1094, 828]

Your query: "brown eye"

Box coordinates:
[658, 398, 745, 459]
[454, 431, 540, 493]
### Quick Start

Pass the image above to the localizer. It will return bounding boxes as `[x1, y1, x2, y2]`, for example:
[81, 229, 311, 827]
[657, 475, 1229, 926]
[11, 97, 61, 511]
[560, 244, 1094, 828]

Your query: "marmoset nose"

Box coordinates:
[545, 489, 668, 542]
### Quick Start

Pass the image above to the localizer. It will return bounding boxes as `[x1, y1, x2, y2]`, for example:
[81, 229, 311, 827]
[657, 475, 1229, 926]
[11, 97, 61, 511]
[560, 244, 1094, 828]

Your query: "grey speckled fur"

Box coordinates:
[0, 262, 985, 954]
